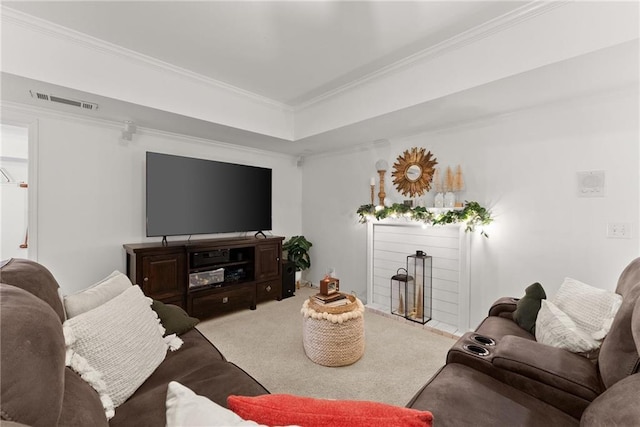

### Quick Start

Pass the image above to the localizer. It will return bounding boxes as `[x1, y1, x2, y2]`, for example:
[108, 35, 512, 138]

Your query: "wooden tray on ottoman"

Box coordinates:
[307, 293, 357, 314]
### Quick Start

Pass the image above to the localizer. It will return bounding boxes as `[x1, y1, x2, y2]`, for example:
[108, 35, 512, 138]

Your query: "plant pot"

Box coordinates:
[295, 271, 302, 286]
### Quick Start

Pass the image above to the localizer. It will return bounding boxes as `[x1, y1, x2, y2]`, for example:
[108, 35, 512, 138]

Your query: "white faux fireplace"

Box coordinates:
[366, 219, 471, 335]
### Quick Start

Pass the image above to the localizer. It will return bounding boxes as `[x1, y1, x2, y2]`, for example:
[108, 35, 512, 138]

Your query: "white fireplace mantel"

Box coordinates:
[366, 219, 471, 334]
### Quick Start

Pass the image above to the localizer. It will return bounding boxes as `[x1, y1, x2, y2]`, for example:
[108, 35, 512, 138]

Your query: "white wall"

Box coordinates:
[2, 107, 302, 294]
[302, 88, 639, 328]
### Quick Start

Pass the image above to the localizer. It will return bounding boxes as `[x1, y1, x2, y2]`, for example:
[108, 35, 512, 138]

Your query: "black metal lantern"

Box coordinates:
[391, 268, 412, 317]
[406, 251, 432, 324]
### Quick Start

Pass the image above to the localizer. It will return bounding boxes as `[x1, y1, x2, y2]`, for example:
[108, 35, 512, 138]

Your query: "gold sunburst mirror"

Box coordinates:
[391, 148, 438, 198]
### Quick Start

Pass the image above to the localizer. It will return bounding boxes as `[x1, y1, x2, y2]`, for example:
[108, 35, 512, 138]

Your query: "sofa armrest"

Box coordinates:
[487, 297, 518, 318]
[445, 332, 599, 419]
[581, 374, 640, 426]
[492, 335, 603, 401]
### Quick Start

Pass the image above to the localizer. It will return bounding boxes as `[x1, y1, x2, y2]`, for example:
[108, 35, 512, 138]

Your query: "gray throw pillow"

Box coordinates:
[512, 282, 546, 335]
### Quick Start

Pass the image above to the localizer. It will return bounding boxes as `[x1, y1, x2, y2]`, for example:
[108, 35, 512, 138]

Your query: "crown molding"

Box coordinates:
[4, 81, 635, 160]
[2, 2, 568, 114]
[1, 6, 294, 113]
[0, 100, 296, 159]
[294, 1, 570, 111]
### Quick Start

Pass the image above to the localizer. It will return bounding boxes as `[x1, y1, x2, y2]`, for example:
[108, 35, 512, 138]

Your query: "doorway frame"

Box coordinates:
[1, 115, 39, 261]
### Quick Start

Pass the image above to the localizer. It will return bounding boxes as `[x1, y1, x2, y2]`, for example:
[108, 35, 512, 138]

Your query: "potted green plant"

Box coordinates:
[283, 235, 312, 284]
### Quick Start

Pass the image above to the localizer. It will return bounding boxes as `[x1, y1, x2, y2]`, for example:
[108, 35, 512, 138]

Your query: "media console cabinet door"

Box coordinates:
[140, 252, 186, 303]
[256, 242, 281, 281]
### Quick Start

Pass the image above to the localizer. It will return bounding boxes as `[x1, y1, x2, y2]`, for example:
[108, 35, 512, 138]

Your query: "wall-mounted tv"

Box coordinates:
[146, 152, 272, 238]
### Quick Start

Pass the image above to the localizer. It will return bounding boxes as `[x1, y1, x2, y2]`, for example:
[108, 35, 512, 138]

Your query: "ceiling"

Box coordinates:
[3, 1, 525, 107]
[1, 1, 638, 156]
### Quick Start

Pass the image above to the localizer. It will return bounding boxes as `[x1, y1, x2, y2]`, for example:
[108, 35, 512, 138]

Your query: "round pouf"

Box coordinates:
[301, 297, 365, 367]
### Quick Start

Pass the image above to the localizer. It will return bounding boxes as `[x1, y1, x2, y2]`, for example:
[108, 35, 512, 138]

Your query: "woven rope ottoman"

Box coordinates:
[301, 294, 365, 367]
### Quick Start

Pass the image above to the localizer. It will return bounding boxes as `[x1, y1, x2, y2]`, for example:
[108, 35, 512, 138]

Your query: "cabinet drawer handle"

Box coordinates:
[143, 277, 149, 282]
[266, 285, 272, 292]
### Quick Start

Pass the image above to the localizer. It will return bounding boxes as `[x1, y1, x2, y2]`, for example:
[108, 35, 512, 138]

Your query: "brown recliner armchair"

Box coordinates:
[407, 258, 640, 426]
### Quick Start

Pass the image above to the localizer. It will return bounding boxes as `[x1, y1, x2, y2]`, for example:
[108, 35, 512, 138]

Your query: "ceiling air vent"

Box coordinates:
[30, 90, 98, 111]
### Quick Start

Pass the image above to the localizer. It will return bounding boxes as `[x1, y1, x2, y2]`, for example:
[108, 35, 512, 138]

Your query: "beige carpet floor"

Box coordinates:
[197, 287, 455, 406]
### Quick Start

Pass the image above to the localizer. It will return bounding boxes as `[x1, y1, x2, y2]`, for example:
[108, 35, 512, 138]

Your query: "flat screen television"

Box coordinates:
[146, 152, 272, 238]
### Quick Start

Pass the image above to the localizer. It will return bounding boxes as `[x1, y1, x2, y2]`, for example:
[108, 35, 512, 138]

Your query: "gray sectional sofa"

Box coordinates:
[0, 258, 268, 426]
[1, 257, 638, 426]
[407, 258, 640, 426]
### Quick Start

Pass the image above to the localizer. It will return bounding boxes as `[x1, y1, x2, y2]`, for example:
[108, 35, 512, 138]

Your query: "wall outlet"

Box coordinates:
[607, 223, 632, 239]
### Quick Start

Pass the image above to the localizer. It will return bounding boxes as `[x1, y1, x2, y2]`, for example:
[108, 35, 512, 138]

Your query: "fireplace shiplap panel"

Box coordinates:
[368, 221, 468, 331]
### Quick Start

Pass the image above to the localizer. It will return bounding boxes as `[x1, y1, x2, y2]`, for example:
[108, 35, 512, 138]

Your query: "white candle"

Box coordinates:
[370, 177, 375, 186]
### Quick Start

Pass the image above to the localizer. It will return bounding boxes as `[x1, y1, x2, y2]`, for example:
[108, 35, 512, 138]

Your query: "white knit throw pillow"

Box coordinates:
[63, 285, 175, 417]
[535, 300, 600, 353]
[64, 270, 132, 318]
[552, 277, 622, 340]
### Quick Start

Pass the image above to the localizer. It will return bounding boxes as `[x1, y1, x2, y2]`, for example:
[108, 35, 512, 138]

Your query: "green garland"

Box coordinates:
[356, 201, 493, 237]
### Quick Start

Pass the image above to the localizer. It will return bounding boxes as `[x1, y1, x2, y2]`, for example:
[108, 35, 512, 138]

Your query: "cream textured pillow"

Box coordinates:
[535, 300, 600, 353]
[552, 277, 622, 340]
[165, 382, 265, 427]
[63, 285, 169, 412]
[64, 271, 132, 318]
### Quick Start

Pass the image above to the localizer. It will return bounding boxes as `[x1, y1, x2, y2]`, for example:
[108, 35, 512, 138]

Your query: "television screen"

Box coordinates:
[146, 152, 272, 237]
